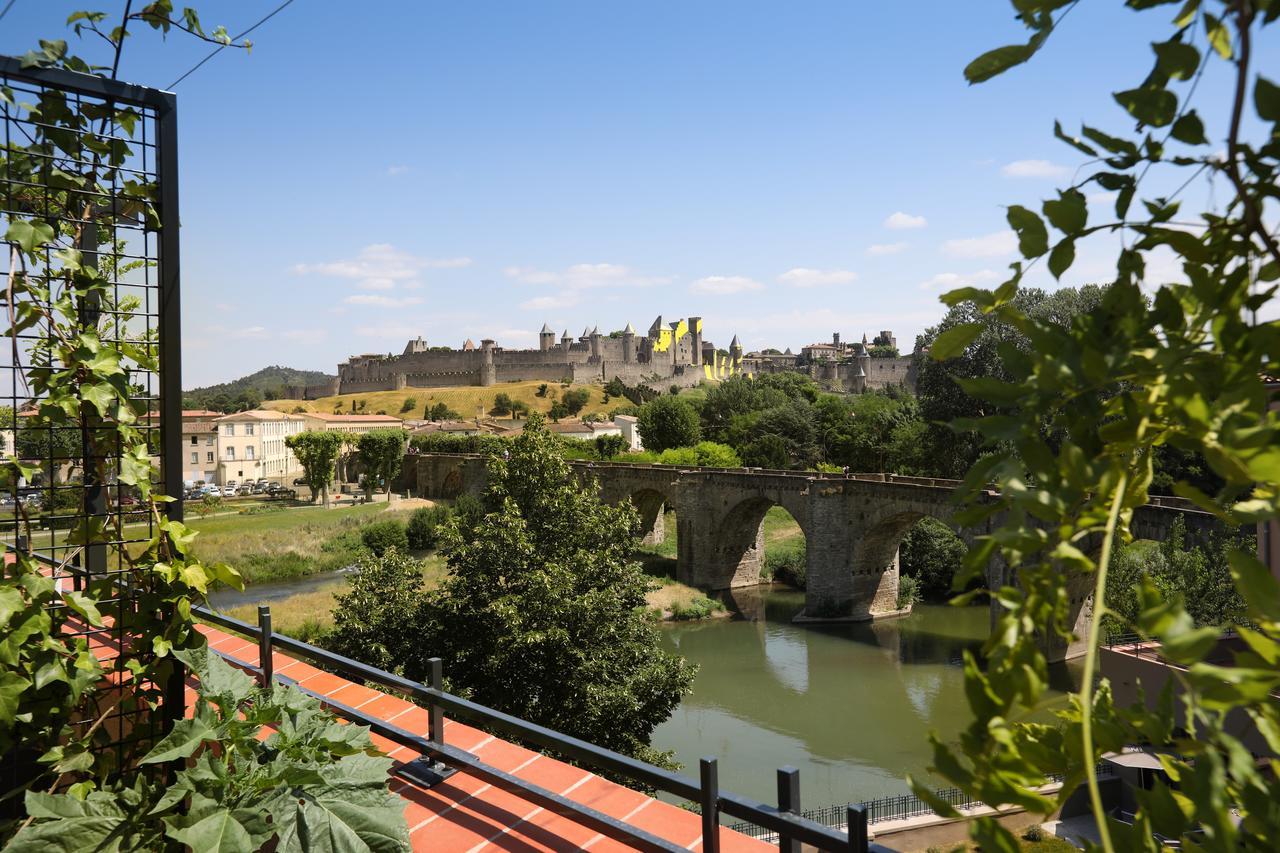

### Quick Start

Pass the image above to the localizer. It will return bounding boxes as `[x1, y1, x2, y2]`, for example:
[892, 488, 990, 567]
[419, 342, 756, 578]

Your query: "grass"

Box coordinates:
[261, 380, 603, 420]
[180, 501, 423, 584]
[225, 553, 450, 641]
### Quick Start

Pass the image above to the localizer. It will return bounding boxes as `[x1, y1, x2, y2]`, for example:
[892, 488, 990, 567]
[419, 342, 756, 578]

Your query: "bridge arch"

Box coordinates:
[628, 487, 672, 547]
[702, 495, 809, 590]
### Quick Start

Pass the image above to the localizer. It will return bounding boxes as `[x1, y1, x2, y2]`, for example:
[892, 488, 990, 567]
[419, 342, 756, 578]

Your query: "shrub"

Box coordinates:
[896, 574, 921, 610]
[492, 392, 514, 416]
[407, 505, 451, 550]
[400, 396, 416, 413]
[361, 519, 409, 556]
[669, 595, 725, 621]
[636, 396, 700, 452]
[767, 547, 806, 589]
[594, 433, 627, 460]
[562, 388, 592, 415]
[325, 547, 426, 673]
[1022, 824, 1045, 842]
[656, 441, 740, 468]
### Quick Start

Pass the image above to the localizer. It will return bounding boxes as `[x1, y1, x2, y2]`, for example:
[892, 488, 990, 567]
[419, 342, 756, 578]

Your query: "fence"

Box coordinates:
[196, 603, 893, 852]
[1, 55, 182, 803]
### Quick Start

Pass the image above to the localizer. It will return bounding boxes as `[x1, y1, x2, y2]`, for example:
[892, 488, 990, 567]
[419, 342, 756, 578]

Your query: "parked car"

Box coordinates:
[201, 486, 223, 498]
[116, 495, 138, 507]
[250, 482, 267, 494]
[270, 488, 298, 500]
[292, 477, 307, 486]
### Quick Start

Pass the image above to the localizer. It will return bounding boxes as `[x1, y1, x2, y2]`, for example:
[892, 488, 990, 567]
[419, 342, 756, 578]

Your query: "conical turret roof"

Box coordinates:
[581, 326, 591, 338]
[561, 329, 570, 339]
[590, 325, 600, 336]
[649, 315, 664, 335]
[540, 322, 555, 334]
[623, 322, 636, 335]
[730, 334, 742, 348]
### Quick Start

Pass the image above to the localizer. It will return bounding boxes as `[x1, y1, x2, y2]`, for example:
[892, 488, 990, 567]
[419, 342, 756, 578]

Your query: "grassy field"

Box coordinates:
[184, 501, 423, 584]
[261, 380, 606, 420]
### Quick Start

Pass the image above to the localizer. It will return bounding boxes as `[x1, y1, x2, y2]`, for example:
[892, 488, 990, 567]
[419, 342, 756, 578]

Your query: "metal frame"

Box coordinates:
[1, 55, 185, 769]
[197, 605, 888, 852]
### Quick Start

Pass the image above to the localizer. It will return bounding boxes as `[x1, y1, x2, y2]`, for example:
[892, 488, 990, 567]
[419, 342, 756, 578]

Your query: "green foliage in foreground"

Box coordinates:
[918, 4, 1280, 851]
[361, 519, 409, 557]
[407, 505, 452, 550]
[8, 646, 409, 853]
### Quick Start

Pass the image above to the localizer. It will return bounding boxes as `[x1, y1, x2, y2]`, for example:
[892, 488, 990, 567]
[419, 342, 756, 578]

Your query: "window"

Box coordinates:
[223, 424, 235, 436]
[226, 447, 236, 461]
[246, 446, 255, 460]
[190, 452, 198, 465]
[245, 423, 255, 436]
[190, 435, 197, 445]
[206, 436, 214, 446]
[206, 451, 214, 463]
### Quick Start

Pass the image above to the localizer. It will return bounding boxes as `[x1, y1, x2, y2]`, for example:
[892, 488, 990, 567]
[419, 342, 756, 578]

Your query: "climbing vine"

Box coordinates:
[1, 5, 408, 849]
[917, 2, 1280, 852]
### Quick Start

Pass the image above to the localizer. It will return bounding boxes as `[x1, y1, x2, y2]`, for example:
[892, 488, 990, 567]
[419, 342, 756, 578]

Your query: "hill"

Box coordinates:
[184, 366, 336, 412]
[261, 380, 605, 420]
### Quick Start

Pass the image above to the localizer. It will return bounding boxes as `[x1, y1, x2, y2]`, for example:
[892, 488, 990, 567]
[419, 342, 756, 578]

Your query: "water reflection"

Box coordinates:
[654, 587, 1078, 808]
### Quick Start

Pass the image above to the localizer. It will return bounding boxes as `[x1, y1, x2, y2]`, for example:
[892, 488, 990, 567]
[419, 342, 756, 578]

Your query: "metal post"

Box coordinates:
[75, 215, 107, 581]
[428, 656, 443, 744]
[776, 766, 800, 853]
[846, 804, 867, 853]
[699, 757, 720, 853]
[257, 606, 273, 688]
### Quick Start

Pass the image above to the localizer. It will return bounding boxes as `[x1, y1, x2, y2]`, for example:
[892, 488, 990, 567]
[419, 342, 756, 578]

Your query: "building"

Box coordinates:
[547, 421, 623, 443]
[298, 412, 405, 436]
[213, 410, 305, 485]
[744, 331, 916, 394]
[325, 315, 745, 396]
[614, 414, 642, 451]
[176, 410, 221, 485]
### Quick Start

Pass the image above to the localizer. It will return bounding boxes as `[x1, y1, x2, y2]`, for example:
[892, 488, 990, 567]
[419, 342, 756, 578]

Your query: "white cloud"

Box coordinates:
[884, 211, 927, 230]
[777, 268, 858, 288]
[520, 294, 581, 311]
[504, 262, 669, 290]
[1001, 159, 1070, 179]
[344, 294, 425, 308]
[355, 322, 424, 339]
[918, 270, 1001, 291]
[690, 275, 763, 295]
[293, 244, 471, 292]
[234, 326, 268, 339]
[866, 242, 909, 256]
[386, 165, 410, 176]
[942, 230, 1018, 258]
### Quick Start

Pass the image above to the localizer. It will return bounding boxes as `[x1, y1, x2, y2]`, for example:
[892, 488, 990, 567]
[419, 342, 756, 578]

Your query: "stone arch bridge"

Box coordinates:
[403, 453, 1215, 660]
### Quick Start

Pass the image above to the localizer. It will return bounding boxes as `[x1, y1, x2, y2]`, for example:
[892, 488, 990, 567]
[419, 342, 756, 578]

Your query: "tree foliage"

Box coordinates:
[636, 395, 701, 452]
[285, 430, 344, 508]
[424, 415, 695, 765]
[356, 428, 408, 496]
[918, 4, 1280, 851]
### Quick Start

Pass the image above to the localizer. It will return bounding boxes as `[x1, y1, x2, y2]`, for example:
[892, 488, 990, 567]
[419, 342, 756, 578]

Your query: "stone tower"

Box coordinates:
[539, 323, 555, 352]
[561, 329, 571, 352]
[589, 326, 601, 359]
[689, 316, 703, 366]
[622, 322, 636, 363]
[730, 334, 743, 370]
[480, 339, 496, 387]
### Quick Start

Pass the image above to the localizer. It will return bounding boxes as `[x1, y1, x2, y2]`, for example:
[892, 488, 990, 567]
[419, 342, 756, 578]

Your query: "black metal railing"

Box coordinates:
[194, 604, 891, 852]
[730, 764, 1116, 838]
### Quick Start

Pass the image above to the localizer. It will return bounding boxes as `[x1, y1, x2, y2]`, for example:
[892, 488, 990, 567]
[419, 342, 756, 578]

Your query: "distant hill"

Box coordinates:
[184, 366, 336, 412]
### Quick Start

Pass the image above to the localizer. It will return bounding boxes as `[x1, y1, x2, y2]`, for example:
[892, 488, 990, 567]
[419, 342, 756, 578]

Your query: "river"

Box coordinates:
[653, 586, 1082, 809]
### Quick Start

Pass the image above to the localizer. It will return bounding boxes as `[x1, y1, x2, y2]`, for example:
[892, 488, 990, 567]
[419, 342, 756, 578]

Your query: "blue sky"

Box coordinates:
[3, 1, 1241, 386]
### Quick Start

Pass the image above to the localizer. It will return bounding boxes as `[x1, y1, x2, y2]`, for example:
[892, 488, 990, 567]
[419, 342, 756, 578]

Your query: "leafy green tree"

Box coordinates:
[636, 396, 700, 452]
[426, 401, 461, 421]
[14, 419, 82, 485]
[361, 521, 410, 558]
[285, 430, 344, 508]
[548, 401, 568, 421]
[899, 518, 970, 602]
[561, 387, 592, 415]
[491, 392, 514, 416]
[727, 404, 818, 469]
[325, 549, 426, 673]
[406, 505, 451, 550]
[424, 414, 696, 765]
[355, 428, 407, 497]
[399, 396, 416, 414]
[917, 4, 1280, 851]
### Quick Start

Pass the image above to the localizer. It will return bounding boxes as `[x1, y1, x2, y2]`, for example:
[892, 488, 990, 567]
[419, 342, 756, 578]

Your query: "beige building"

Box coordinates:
[213, 410, 305, 485]
[177, 410, 220, 485]
[298, 412, 404, 436]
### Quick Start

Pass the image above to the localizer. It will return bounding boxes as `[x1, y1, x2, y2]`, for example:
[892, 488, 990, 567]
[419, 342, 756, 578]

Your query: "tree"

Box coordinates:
[918, 5, 1280, 851]
[548, 401, 568, 421]
[561, 387, 591, 416]
[285, 430, 345, 508]
[426, 401, 460, 421]
[656, 441, 740, 468]
[14, 419, 81, 485]
[423, 415, 695, 764]
[594, 433, 626, 460]
[399, 396, 416, 414]
[899, 518, 969, 602]
[325, 549, 426, 673]
[356, 428, 408, 498]
[636, 396, 700, 452]
[491, 393, 514, 416]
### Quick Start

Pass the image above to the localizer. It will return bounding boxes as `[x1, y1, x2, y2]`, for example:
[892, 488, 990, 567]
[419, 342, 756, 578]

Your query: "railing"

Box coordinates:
[730, 765, 1115, 838]
[194, 603, 889, 853]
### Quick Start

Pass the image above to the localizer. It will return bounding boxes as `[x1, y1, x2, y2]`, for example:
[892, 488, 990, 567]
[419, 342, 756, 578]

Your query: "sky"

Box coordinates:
[1, 1, 1246, 386]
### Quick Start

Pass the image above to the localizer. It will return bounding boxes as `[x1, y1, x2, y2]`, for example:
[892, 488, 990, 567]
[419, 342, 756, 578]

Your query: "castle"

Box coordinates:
[320, 316, 740, 397]
[741, 332, 916, 393]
